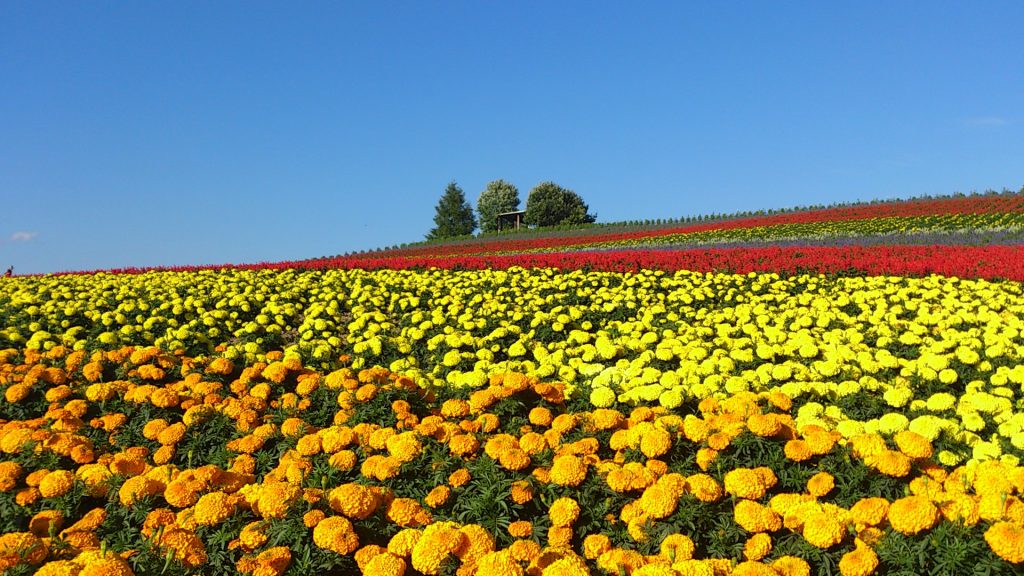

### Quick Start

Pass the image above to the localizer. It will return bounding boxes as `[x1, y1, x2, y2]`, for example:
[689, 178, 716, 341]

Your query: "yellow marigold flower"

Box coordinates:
[725, 468, 768, 500]
[549, 497, 581, 527]
[848, 498, 889, 527]
[0, 461, 23, 492]
[707, 432, 732, 451]
[984, 521, 1024, 564]
[887, 495, 939, 536]
[802, 510, 845, 548]
[38, 470, 75, 498]
[660, 533, 695, 561]
[771, 555, 811, 576]
[807, 472, 834, 498]
[839, 543, 879, 576]
[313, 515, 360, 555]
[475, 549, 524, 576]
[549, 454, 587, 486]
[938, 495, 980, 527]
[639, 483, 677, 520]
[743, 533, 773, 562]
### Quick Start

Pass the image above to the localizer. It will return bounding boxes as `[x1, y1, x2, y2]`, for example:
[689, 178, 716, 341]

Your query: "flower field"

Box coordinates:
[2, 193, 1024, 575]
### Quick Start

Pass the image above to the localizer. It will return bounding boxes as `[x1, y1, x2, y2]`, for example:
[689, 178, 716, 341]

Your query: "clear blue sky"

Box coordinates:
[2, 2, 1022, 274]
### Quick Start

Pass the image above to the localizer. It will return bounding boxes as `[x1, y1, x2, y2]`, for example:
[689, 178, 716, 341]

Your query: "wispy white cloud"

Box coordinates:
[962, 116, 1010, 128]
[11, 231, 38, 242]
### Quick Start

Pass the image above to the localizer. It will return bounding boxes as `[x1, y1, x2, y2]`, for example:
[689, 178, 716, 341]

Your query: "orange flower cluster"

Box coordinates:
[2, 347, 1024, 576]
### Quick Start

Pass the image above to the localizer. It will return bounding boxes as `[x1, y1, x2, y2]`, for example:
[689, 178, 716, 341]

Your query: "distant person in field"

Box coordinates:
[3, 266, 11, 278]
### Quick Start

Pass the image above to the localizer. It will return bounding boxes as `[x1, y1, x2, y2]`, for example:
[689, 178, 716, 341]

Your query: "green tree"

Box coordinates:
[523, 181, 596, 227]
[427, 181, 477, 240]
[476, 179, 521, 233]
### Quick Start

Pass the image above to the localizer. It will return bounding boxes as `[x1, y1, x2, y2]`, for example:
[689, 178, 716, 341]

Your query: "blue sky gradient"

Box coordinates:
[2, 2, 1022, 274]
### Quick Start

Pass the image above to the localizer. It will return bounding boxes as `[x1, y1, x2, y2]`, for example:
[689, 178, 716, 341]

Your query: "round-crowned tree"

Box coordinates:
[477, 179, 521, 233]
[524, 182, 596, 227]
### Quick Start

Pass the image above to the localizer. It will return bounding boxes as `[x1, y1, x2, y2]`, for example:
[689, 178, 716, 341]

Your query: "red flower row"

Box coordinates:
[341, 194, 1024, 259]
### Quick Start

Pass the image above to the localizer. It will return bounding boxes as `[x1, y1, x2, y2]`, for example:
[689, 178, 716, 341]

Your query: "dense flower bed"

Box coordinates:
[1, 353, 1023, 575]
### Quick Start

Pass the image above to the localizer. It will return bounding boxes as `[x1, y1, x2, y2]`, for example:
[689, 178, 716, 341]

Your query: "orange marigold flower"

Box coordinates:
[887, 495, 939, 535]
[364, 551, 407, 576]
[688, 473, 723, 503]
[75, 549, 134, 575]
[448, 468, 471, 488]
[0, 461, 23, 492]
[549, 497, 581, 527]
[193, 491, 234, 526]
[441, 399, 471, 419]
[499, 448, 532, 472]
[118, 475, 164, 507]
[743, 533, 773, 562]
[802, 510, 845, 548]
[772, 555, 812, 576]
[508, 520, 533, 538]
[725, 468, 768, 500]
[807, 472, 835, 498]
[475, 549, 524, 576]
[386, 498, 431, 528]
[734, 499, 783, 533]
[893, 430, 933, 459]
[313, 516, 360, 555]
[329, 483, 381, 520]
[411, 522, 465, 575]
[869, 450, 911, 478]
[784, 439, 814, 462]
[387, 528, 422, 558]
[660, 533, 695, 562]
[549, 454, 587, 487]
[424, 485, 451, 508]
[985, 521, 1024, 564]
[38, 470, 75, 498]
[747, 413, 782, 437]
[639, 484, 677, 520]
[0, 532, 47, 566]
[849, 498, 889, 527]
[253, 546, 291, 576]
[239, 521, 269, 551]
[548, 525, 574, 548]
[640, 427, 673, 459]
[838, 543, 879, 576]
[696, 448, 719, 471]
